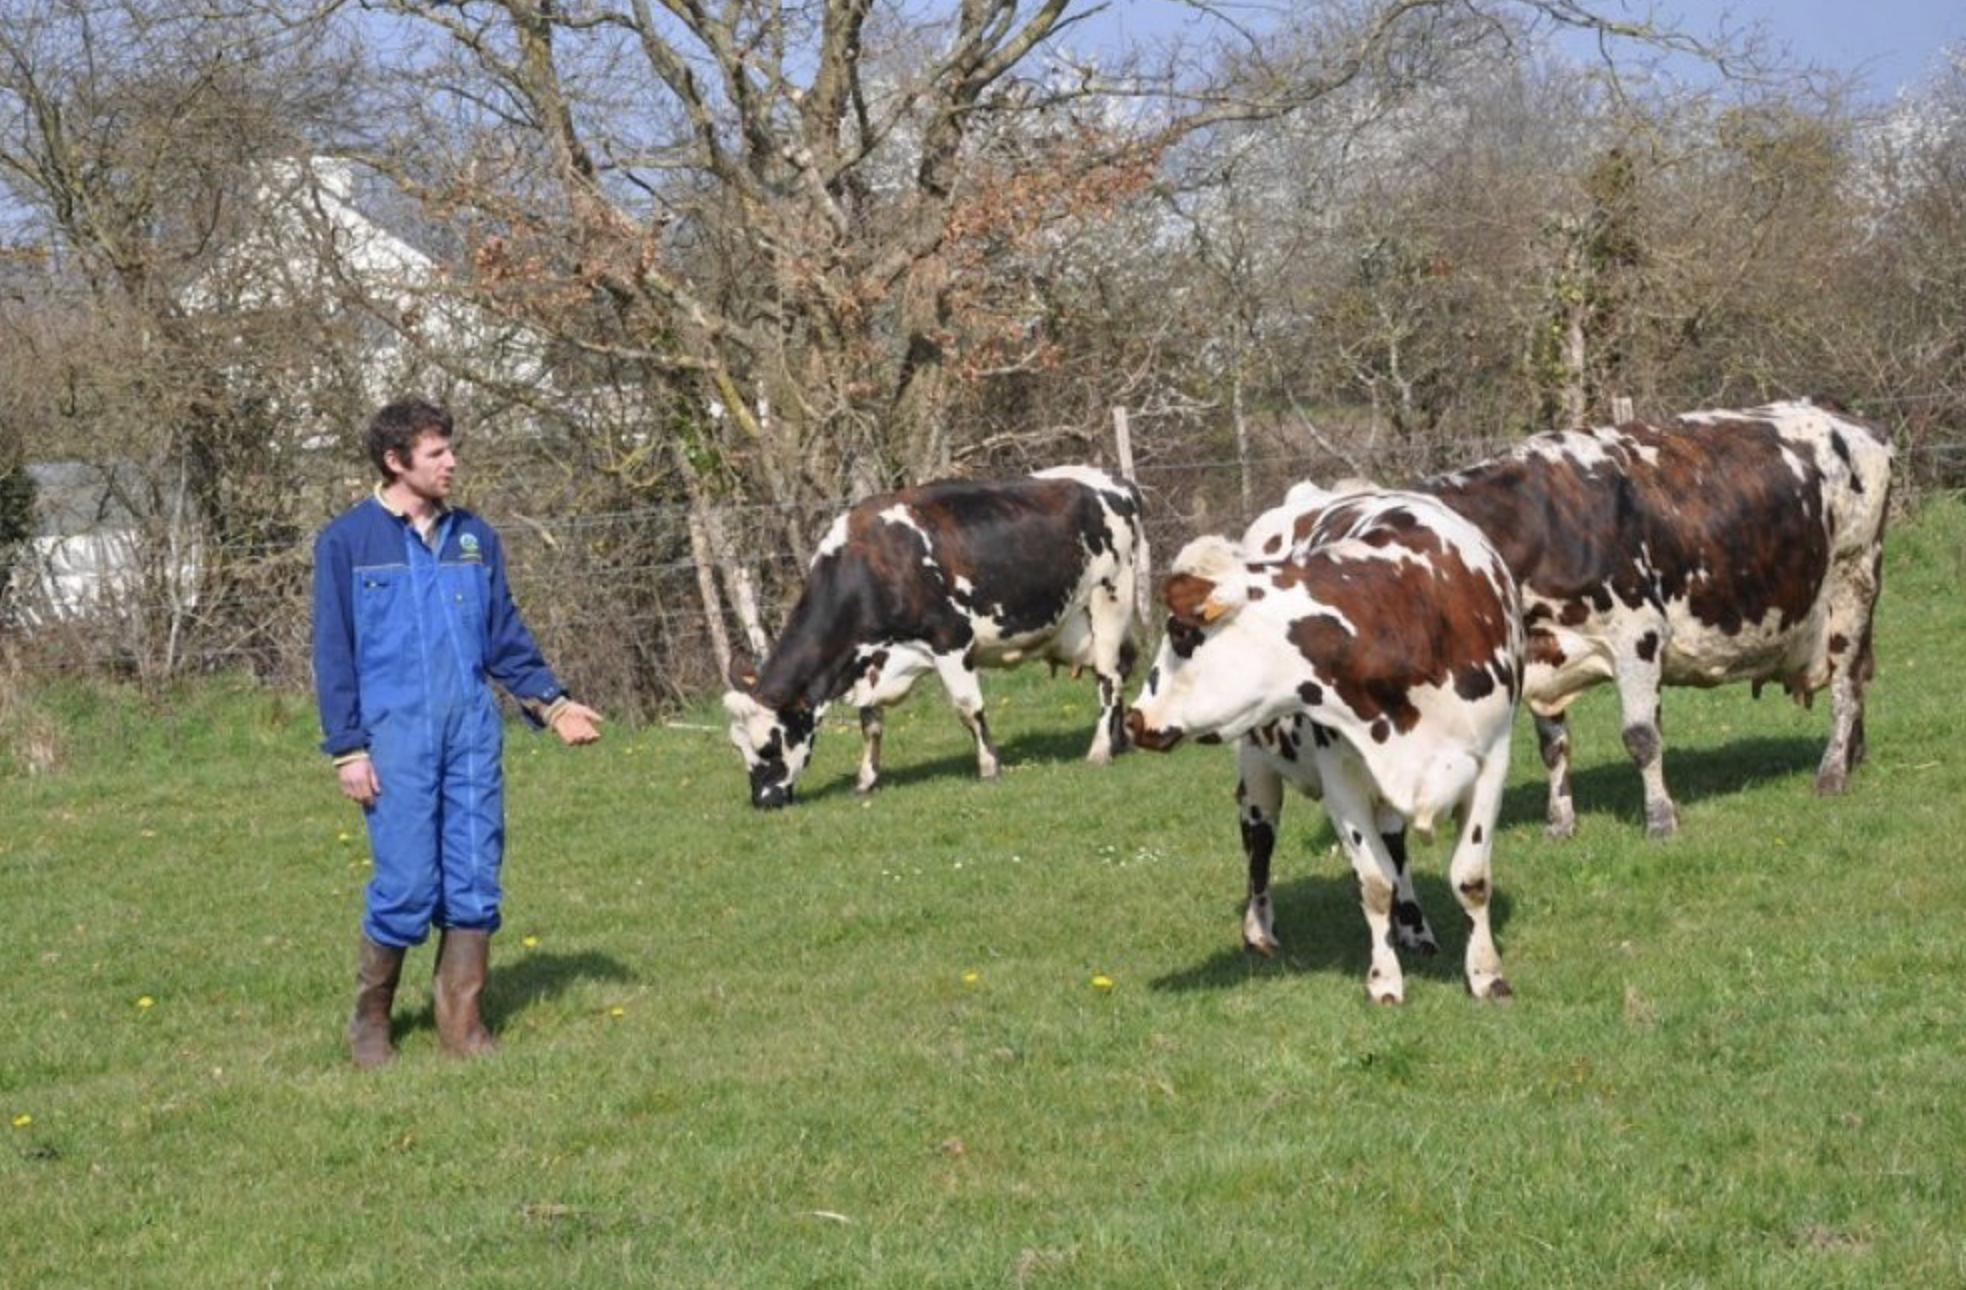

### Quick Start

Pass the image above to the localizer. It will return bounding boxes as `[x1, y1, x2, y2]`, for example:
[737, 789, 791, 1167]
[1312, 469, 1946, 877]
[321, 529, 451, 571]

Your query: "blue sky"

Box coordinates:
[1637, 0, 1963, 98]
[1076, 0, 1964, 100]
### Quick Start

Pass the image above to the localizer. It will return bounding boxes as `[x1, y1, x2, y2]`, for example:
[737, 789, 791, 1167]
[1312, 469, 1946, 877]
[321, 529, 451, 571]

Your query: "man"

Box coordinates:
[312, 398, 603, 1068]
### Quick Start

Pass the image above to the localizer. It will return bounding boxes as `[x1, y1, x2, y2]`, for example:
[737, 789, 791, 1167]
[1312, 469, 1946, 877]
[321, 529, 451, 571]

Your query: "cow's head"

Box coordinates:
[721, 654, 820, 809]
[1127, 535, 1298, 752]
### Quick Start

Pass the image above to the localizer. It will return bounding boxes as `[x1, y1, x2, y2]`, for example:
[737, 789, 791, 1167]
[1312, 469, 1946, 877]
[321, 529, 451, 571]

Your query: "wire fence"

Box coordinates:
[6, 421, 1963, 719]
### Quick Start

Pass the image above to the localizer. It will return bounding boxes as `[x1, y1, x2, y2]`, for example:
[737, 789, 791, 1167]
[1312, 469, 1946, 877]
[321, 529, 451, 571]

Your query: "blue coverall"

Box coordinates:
[312, 493, 567, 949]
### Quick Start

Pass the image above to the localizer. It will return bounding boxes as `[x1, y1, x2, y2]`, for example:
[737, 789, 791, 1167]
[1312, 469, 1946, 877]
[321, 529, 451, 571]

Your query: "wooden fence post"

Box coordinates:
[1112, 405, 1151, 622]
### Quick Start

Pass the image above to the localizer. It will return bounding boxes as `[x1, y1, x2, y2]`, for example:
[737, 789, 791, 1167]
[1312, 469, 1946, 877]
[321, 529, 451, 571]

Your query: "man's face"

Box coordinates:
[387, 431, 457, 502]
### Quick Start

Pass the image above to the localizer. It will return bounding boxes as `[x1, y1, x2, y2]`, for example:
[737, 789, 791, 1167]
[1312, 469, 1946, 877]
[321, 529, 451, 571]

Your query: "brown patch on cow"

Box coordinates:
[1246, 586, 1266, 601]
[1426, 419, 1833, 639]
[1457, 877, 1489, 904]
[1283, 509, 1516, 737]
[1262, 533, 1283, 555]
[1359, 872, 1395, 916]
[1528, 631, 1567, 669]
[1828, 632, 1848, 656]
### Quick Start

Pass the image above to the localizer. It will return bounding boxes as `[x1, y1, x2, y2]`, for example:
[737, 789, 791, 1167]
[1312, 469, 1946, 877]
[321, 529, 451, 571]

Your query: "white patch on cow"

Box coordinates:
[874, 504, 935, 564]
[842, 642, 934, 709]
[1525, 432, 1617, 471]
[813, 514, 851, 564]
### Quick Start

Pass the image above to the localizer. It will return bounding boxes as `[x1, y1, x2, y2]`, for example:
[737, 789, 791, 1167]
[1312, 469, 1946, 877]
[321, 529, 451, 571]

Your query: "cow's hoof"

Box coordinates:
[1242, 935, 1280, 958]
[1644, 808, 1679, 839]
[1472, 976, 1514, 1002]
[854, 778, 880, 796]
[1546, 816, 1577, 840]
[1366, 973, 1404, 1006]
[1813, 769, 1848, 797]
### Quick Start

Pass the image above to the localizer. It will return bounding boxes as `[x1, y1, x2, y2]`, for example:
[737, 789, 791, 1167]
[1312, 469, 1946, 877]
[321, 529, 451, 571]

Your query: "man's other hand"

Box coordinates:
[337, 755, 381, 807]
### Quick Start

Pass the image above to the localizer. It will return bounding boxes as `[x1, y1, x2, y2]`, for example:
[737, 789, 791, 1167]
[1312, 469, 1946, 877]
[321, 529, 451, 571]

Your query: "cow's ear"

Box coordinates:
[1163, 572, 1212, 627]
[1165, 571, 1241, 628]
[727, 651, 760, 693]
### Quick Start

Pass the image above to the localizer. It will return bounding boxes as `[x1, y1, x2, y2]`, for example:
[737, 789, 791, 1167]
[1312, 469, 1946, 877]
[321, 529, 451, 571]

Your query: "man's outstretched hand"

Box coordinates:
[551, 701, 605, 745]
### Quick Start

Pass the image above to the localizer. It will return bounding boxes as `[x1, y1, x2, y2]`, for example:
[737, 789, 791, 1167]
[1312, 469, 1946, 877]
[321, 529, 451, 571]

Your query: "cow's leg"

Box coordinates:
[1450, 745, 1513, 1000]
[1379, 806, 1438, 956]
[934, 652, 1000, 780]
[1613, 638, 1676, 837]
[1320, 755, 1407, 1004]
[1816, 565, 1882, 795]
[1236, 740, 1285, 956]
[856, 706, 884, 794]
[1534, 712, 1577, 839]
[1084, 586, 1135, 765]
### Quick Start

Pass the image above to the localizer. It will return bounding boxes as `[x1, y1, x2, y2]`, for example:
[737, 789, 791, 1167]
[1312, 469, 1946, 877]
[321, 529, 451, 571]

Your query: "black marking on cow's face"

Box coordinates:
[1636, 631, 1660, 662]
[1472, 824, 1484, 845]
[1166, 619, 1203, 659]
[1298, 681, 1323, 706]
[743, 702, 818, 809]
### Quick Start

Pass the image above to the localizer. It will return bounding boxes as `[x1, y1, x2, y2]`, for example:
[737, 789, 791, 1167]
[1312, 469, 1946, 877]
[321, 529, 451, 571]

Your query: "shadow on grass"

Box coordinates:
[399, 948, 636, 1038]
[1152, 869, 1514, 994]
[797, 724, 1104, 803]
[1497, 734, 1822, 834]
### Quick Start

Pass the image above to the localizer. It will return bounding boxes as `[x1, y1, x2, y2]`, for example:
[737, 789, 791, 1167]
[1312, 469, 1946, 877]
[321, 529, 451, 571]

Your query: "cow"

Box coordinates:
[1404, 400, 1892, 838]
[722, 465, 1143, 809]
[1126, 489, 1525, 1004]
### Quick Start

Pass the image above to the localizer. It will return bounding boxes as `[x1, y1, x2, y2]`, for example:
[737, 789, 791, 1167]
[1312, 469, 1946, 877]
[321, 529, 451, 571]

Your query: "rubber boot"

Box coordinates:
[347, 934, 405, 1069]
[432, 928, 497, 1058]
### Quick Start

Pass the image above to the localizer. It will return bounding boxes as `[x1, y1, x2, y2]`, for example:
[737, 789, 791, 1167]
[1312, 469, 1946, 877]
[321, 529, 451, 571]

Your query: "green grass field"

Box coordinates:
[5, 502, 1965, 1289]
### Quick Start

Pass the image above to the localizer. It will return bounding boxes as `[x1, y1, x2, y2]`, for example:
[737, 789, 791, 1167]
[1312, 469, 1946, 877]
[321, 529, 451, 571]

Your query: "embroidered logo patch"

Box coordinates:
[459, 533, 483, 562]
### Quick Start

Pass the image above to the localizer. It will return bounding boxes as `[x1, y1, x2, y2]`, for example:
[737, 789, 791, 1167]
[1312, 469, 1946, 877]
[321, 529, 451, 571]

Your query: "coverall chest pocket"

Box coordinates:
[353, 567, 408, 671]
[441, 562, 491, 666]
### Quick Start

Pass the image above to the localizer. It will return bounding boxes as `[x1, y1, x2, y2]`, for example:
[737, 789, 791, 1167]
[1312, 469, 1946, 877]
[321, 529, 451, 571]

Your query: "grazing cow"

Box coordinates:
[1410, 400, 1892, 838]
[723, 466, 1143, 809]
[1127, 490, 1524, 1003]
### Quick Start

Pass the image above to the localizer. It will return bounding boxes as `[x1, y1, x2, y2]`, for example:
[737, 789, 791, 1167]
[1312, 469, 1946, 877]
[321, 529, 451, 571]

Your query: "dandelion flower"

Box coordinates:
[11, 1113, 30, 1129]
[1090, 975, 1114, 991]
[522, 934, 540, 949]
[608, 1006, 625, 1018]
[337, 831, 352, 844]
[137, 996, 155, 1010]
[962, 971, 980, 985]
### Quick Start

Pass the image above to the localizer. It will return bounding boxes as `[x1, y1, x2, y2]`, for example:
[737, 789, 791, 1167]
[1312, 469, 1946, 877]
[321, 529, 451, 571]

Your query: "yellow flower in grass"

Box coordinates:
[136, 996, 155, 1010]
[11, 1113, 31, 1129]
[608, 1006, 625, 1019]
[336, 831, 352, 844]
[522, 934, 540, 949]
[1090, 974, 1115, 992]
[962, 971, 980, 986]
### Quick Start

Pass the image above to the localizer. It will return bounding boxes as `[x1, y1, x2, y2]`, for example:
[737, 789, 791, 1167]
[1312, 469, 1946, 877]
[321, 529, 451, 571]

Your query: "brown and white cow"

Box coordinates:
[723, 466, 1143, 808]
[1420, 401, 1891, 837]
[1250, 402, 1893, 837]
[1127, 490, 1525, 1003]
